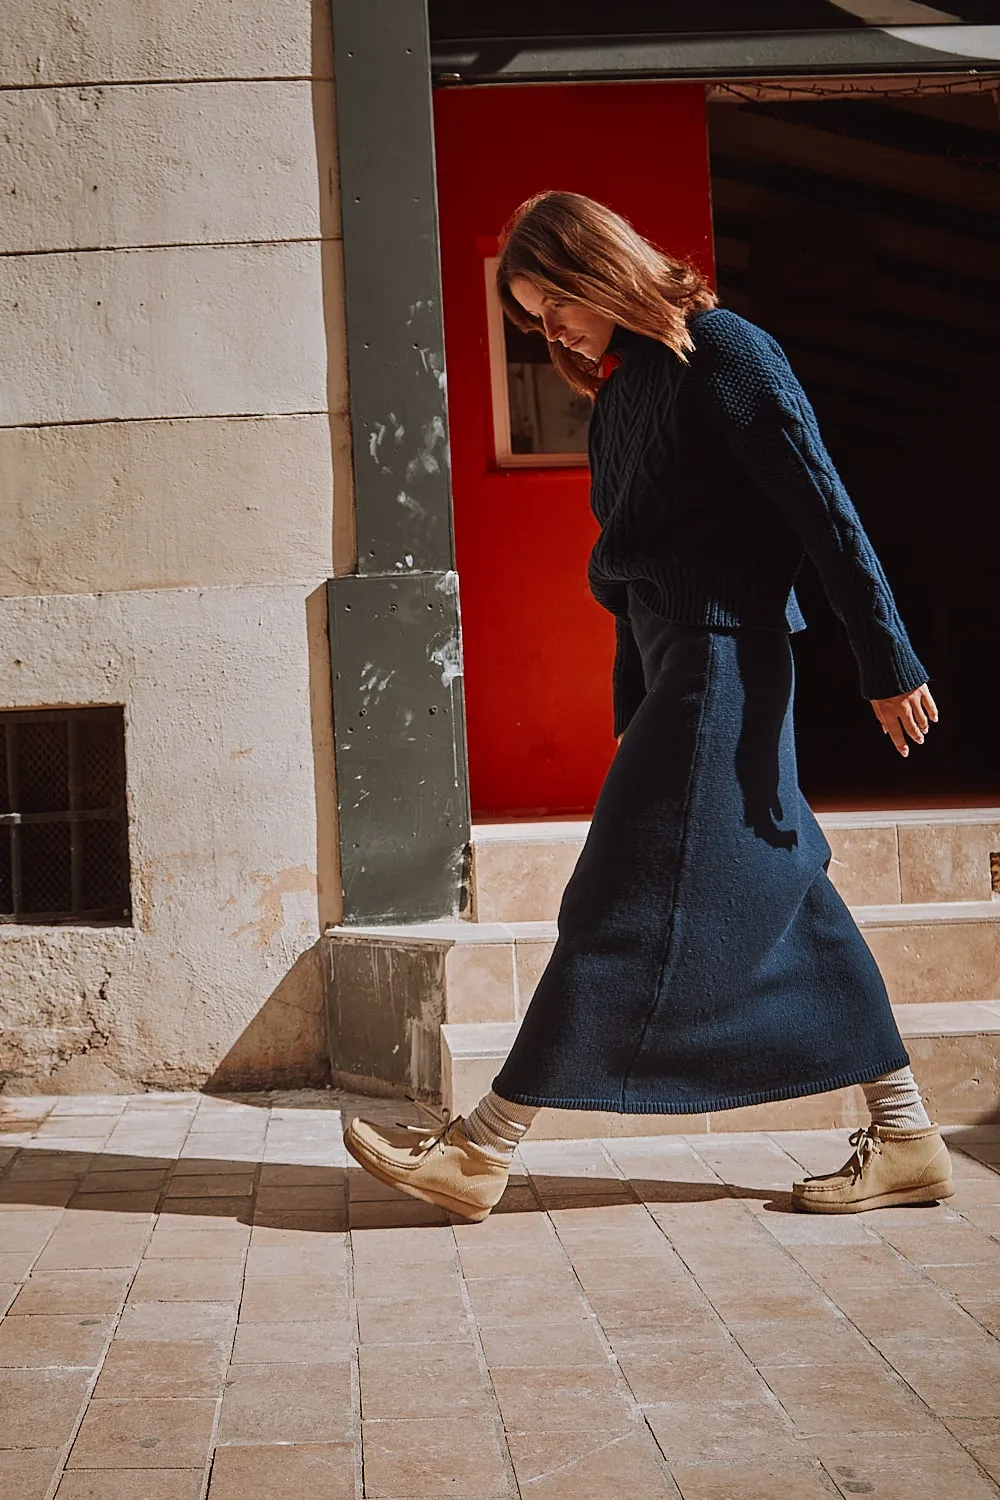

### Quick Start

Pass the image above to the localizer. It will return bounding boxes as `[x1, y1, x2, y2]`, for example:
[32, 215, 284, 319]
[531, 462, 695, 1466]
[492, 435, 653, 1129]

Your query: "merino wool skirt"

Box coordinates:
[493, 595, 910, 1114]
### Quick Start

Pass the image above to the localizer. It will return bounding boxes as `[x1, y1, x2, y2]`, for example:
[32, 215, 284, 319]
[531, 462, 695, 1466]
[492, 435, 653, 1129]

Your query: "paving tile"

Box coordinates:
[79, 1170, 169, 1195]
[164, 1174, 254, 1199]
[206, 1443, 356, 1499]
[67, 1398, 217, 1468]
[479, 1318, 610, 1369]
[960, 1299, 1000, 1337]
[347, 1197, 449, 1229]
[349, 1225, 457, 1267]
[643, 1399, 802, 1463]
[0, 1180, 76, 1208]
[359, 1342, 490, 1419]
[116, 1300, 237, 1344]
[455, 1240, 568, 1282]
[356, 1293, 472, 1345]
[218, 1363, 352, 1442]
[0, 1313, 113, 1367]
[94, 1339, 228, 1398]
[672, 1460, 837, 1499]
[362, 1415, 509, 1499]
[35, 1223, 149, 1271]
[128, 1257, 243, 1303]
[832, 1284, 983, 1341]
[788, 1242, 922, 1290]
[0, 1448, 64, 1500]
[258, 1163, 346, 1187]
[159, 1197, 251, 1220]
[69, 1190, 162, 1213]
[248, 1208, 347, 1233]
[548, 1203, 670, 1253]
[55, 1470, 205, 1498]
[613, 1336, 771, 1403]
[238, 1274, 348, 1322]
[506, 1428, 676, 1498]
[943, 1418, 1000, 1486]
[567, 1248, 689, 1290]
[244, 1231, 346, 1276]
[696, 1279, 835, 1325]
[582, 1272, 723, 1335]
[145, 1223, 250, 1260]
[0, 1208, 64, 1251]
[465, 1275, 590, 1327]
[920, 1262, 1000, 1297]
[876, 1332, 1000, 1417]
[37, 1117, 114, 1139]
[815, 1433, 1000, 1499]
[728, 1318, 880, 1367]
[759, 1360, 935, 1434]
[879, 1225, 1000, 1265]
[490, 1363, 633, 1433]
[961, 1204, 1000, 1233]
[0, 1248, 40, 1279]
[0, 1367, 93, 1445]
[352, 1255, 461, 1300]
[172, 1155, 261, 1177]
[231, 1319, 352, 1364]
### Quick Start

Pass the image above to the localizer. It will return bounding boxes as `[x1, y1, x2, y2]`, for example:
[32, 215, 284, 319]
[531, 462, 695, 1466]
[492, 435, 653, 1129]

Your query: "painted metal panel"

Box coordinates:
[333, 0, 455, 576]
[328, 572, 470, 924]
[330, 0, 470, 923]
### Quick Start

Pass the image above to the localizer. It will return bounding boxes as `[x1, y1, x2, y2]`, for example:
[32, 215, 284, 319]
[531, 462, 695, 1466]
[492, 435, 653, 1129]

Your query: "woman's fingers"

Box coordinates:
[870, 684, 940, 757]
[900, 701, 925, 745]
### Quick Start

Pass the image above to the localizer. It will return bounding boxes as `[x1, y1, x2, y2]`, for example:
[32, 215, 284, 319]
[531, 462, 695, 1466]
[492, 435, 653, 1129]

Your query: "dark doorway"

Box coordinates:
[708, 80, 1000, 809]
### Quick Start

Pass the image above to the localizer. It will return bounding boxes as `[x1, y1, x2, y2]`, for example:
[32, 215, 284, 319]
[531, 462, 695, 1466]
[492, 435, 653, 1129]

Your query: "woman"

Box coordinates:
[346, 191, 953, 1221]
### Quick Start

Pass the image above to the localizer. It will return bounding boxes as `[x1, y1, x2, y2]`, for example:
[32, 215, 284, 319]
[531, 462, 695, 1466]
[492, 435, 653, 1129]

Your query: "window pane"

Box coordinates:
[17, 722, 69, 815]
[82, 819, 131, 917]
[20, 821, 72, 916]
[503, 322, 590, 456]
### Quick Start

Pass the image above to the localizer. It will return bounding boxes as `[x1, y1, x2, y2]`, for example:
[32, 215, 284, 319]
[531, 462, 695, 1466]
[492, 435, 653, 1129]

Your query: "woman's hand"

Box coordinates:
[870, 684, 938, 758]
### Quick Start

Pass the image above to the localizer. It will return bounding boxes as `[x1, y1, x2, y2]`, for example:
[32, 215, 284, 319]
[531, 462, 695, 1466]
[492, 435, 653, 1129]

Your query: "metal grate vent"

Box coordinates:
[0, 707, 131, 925]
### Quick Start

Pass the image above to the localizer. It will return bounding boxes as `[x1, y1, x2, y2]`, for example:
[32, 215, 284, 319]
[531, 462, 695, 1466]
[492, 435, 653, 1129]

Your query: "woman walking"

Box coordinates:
[346, 191, 953, 1221]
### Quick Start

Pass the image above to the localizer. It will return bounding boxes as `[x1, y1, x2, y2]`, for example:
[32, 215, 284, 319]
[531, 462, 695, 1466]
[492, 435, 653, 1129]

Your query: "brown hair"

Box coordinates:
[496, 190, 717, 398]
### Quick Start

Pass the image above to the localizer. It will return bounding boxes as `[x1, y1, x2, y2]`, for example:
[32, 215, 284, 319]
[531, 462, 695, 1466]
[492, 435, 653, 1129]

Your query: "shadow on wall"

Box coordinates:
[206, 942, 331, 1092]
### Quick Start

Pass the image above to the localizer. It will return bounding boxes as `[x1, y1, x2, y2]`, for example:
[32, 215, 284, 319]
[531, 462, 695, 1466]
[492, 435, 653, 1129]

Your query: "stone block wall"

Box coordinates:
[0, 0, 350, 1091]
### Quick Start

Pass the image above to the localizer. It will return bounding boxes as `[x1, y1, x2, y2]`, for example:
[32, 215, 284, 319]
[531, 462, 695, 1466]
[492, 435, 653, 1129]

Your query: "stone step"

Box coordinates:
[471, 809, 1000, 923]
[441, 999, 1000, 1137]
[332, 899, 1000, 1024]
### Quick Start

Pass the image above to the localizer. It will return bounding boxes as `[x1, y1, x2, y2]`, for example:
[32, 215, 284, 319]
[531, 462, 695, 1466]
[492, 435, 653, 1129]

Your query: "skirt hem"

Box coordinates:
[493, 1051, 911, 1116]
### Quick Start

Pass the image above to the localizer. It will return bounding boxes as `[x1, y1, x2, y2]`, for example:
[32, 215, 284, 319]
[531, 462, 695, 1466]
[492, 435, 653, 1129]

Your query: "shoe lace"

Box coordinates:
[846, 1124, 883, 1181]
[395, 1096, 460, 1151]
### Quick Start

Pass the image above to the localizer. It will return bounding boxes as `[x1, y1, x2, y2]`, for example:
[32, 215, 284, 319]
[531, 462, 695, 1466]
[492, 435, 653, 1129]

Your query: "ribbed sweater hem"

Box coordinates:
[494, 1051, 911, 1115]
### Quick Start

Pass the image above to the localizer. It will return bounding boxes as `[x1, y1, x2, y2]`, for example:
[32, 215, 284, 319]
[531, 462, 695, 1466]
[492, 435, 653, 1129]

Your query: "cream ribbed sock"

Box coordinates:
[863, 1066, 931, 1131]
[464, 1090, 539, 1163]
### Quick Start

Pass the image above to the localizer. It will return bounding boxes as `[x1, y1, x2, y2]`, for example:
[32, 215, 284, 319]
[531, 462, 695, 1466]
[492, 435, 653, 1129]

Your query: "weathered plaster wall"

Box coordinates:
[0, 0, 351, 1090]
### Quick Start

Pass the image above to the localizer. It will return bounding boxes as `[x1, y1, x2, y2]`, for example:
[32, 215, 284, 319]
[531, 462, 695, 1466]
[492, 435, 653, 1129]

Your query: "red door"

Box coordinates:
[434, 83, 715, 819]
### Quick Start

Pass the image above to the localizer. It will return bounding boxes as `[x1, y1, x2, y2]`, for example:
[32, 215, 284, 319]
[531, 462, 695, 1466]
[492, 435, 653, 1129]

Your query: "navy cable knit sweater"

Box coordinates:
[587, 308, 928, 737]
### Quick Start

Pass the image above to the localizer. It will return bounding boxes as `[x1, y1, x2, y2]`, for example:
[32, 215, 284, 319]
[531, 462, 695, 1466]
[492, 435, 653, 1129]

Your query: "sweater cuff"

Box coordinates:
[857, 633, 929, 702]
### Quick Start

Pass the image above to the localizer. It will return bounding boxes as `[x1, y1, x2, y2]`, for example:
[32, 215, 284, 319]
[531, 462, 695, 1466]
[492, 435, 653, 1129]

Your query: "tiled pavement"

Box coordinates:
[1, 1093, 999, 1499]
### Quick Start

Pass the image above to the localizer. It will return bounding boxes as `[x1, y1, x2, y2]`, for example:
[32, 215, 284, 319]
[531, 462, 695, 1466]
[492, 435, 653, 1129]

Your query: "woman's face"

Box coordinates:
[508, 276, 615, 363]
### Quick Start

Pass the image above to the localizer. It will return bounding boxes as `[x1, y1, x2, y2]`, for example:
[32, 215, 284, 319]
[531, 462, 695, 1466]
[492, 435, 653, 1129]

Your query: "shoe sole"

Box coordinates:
[792, 1179, 954, 1214]
[344, 1129, 493, 1223]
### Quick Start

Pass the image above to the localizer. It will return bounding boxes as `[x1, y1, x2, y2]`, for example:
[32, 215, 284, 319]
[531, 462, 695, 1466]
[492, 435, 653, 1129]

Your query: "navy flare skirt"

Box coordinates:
[493, 594, 909, 1114]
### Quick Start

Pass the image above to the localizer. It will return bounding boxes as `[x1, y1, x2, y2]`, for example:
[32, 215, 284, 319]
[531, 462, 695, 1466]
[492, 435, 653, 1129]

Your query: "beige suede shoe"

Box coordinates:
[793, 1123, 953, 1214]
[344, 1109, 510, 1223]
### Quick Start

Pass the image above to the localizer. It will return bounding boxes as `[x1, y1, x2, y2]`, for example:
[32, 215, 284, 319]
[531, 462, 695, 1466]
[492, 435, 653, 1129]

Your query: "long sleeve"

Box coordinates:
[697, 313, 928, 701]
[612, 615, 647, 738]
